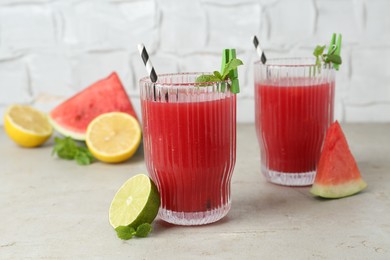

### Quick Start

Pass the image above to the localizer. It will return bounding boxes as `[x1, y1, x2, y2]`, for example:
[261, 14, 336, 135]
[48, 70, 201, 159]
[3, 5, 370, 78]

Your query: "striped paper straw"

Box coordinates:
[137, 43, 158, 83]
[252, 35, 267, 64]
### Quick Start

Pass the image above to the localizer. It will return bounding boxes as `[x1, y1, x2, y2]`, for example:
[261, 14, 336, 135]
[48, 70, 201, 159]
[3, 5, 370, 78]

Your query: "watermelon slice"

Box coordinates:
[49, 72, 138, 140]
[310, 121, 367, 198]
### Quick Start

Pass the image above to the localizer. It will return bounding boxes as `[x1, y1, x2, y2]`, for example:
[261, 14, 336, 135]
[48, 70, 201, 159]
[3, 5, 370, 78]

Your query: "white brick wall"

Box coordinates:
[0, 0, 389, 123]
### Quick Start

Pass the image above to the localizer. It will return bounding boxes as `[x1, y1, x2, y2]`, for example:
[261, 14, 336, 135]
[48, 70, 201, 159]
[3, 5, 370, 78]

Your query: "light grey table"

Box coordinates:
[1, 124, 389, 259]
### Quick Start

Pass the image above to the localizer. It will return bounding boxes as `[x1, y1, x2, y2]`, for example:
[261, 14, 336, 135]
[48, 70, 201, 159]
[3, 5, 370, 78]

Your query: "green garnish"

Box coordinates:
[195, 74, 221, 83]
[115, 226, 136, 240]
[195, 49, 243, 94]
[134, 223, 153, 237]
[195, 58, 243, 84]
[221, 58, 243, 79]
[115, 223, 153, 240]
[313, 33, 342, 73]
[52, 136, 94, 165]
[313, 45, 342, 68]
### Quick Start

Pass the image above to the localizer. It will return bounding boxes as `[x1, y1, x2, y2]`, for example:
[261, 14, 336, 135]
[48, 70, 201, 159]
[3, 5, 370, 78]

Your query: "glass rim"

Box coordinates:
[254, 57, 333, 69]
[139, 72, 230, 87]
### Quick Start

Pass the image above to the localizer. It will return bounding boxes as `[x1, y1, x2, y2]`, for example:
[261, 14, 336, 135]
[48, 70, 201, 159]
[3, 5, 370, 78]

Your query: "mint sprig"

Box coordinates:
[313, 33, 342, 74]
[52, 137, 94, 165]
[115, 226, 136, 240]
[134, 223, 153, 237]
[313, 45, 326, 69]
[195, 74, 220, 84]
[221, 58, 243, 79]
[313, 45, 342, 68]
[115, 223, 153, 240]
[195, 58, 243, 85]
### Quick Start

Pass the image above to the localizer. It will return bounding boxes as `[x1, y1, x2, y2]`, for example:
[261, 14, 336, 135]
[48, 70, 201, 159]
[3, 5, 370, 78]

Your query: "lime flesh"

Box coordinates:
[109, 174, 160, 228]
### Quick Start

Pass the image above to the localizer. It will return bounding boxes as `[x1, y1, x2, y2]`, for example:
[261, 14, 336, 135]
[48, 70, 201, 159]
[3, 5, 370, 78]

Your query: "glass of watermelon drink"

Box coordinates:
[140, 73, 236, 225]
[254, 58, 335, 186]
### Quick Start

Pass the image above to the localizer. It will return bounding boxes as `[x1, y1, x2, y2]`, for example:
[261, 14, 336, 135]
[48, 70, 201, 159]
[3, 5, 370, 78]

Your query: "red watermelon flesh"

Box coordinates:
[49, 72, 138, 140]
[310, 121, 367, 198]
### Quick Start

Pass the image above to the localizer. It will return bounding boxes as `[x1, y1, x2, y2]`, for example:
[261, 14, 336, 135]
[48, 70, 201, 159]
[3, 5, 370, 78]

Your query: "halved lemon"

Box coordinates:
[4, 104, 53, 147]
[109, 174, 160, 229]
[86, 112, 141, 163]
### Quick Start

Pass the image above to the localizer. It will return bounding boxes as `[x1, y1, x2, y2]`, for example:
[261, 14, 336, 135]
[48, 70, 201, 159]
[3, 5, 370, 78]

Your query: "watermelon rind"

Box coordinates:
[48, 72, 138, 141]
[310, 121, 368, 199]
[48, 116, 86, 141]
[310, 179, 367, 199]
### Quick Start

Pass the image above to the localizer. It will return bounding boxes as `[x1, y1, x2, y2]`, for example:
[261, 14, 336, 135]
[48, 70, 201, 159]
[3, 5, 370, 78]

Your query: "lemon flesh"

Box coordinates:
[86, 112, 141, 163]
[4, 105, 52, 147]
[109, 174, 160, 229]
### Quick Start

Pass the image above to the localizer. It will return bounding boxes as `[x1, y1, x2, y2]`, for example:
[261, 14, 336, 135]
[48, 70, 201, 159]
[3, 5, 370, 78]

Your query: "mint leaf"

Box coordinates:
[213, 71, 223, 80]
[135, 223, 152, 238]
[194, 52, 243, 91]
[324, 54, 342, 65]
[115, 226, 136, 240]
[75, 151, 93, 165]
[221, 58, 243, 79]
[313, 45, 326, 73]
[312, 34, 342, 72]
[313, 45, 326, 57]
[52, 137, 94, 165]
[195, 74, 221, 84]
[53, 137, 78, 160]
[76, 146, 94, 165]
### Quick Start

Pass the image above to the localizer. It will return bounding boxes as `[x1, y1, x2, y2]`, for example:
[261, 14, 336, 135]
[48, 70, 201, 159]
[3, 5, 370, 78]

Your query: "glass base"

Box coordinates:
[158, 202, 231, 226]
[262, 166, 316, 186]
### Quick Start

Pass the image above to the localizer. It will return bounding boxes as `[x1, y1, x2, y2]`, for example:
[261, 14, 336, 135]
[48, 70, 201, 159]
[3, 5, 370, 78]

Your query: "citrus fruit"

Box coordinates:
[49, 72, 138, 141]
[4, 104, 53, 147]
[109, 174, 160, 229]
[85, 112, 141, 163]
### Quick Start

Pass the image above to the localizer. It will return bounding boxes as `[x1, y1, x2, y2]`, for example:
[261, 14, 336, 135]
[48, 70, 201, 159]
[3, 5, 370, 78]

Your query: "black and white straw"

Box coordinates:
[252, 35, 267, 64]
[138, 43, 158, 83]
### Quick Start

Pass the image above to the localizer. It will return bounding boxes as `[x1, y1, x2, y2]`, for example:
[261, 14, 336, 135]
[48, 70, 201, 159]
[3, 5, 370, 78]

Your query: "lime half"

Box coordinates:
[109, 174, 160, 228]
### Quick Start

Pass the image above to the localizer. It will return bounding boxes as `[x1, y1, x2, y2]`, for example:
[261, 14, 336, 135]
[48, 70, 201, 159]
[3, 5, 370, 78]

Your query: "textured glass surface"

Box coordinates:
[254, 59, 335, 186]
[140, 73, 236, 225]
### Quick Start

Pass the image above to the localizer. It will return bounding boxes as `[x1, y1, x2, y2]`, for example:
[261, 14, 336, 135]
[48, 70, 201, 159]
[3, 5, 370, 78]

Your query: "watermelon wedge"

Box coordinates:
[310, 121, 367, 198]
[49, 72, 138, 140]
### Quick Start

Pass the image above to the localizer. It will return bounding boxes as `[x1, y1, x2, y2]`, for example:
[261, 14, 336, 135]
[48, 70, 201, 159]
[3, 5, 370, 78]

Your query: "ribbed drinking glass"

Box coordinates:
[140, 73, 236, 225]
[254, 58, 335, 186]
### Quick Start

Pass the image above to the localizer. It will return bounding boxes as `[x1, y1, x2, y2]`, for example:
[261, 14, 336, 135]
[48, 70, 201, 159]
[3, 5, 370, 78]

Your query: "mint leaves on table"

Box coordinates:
[52, 137, 94, 165]
[115, 223, 153, 240]
[115, 226, 136, 240]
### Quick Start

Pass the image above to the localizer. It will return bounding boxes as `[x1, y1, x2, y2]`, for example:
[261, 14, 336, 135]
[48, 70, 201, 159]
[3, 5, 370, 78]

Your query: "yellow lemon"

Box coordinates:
[4, 105, 53, 147]
[86, 112, 141, 163]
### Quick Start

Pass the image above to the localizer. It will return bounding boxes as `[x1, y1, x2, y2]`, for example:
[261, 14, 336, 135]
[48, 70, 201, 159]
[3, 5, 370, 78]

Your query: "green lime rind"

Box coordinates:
[109, 174, 160, 229]
[131, 179, 160, 228]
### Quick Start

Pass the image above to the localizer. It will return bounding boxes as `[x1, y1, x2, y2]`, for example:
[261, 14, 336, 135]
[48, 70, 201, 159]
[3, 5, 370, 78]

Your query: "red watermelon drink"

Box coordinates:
[254, 58, 335, 186]
[140, 73, 236, 225]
